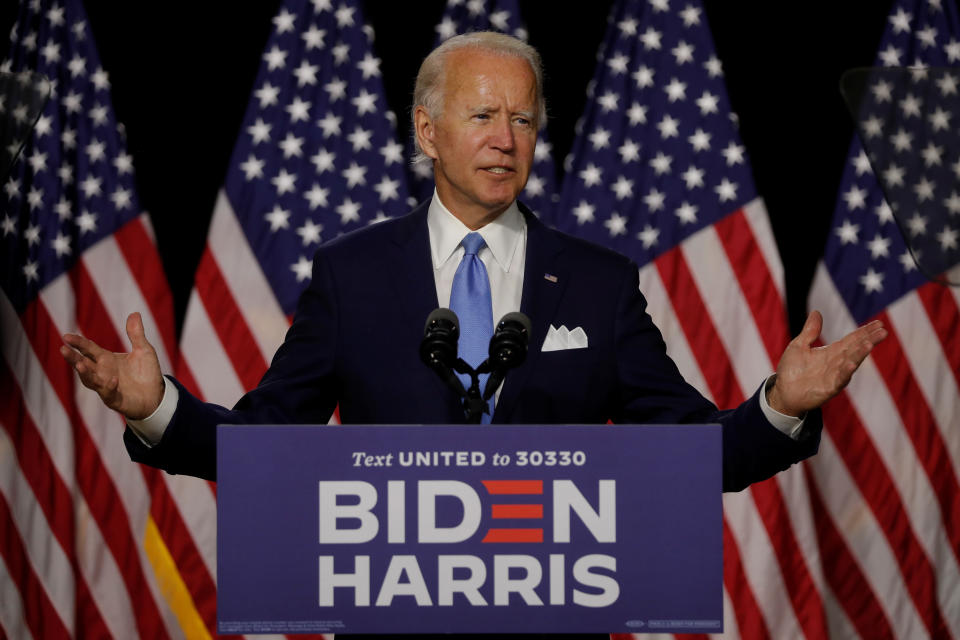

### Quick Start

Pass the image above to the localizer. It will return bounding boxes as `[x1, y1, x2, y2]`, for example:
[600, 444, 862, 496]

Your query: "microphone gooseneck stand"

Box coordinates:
[420, 308, 531, 424]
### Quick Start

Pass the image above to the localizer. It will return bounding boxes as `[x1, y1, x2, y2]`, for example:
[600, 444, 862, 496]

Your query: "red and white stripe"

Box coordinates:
[177, 191, 290, 408]
[174, 194, 330, 640]
[178, 188, 347, 414]
[167, 193, 291, 639]
[808, 264, 960, 640]
[629, 198, 885, 640]
[0, 213, 228, 639]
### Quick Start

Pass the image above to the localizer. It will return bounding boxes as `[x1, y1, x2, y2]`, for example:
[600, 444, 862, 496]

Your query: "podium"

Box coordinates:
[217, 424, 723, 635]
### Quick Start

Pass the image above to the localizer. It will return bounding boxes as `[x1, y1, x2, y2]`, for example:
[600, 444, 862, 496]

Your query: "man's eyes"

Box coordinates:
[471, 113, 532, 126]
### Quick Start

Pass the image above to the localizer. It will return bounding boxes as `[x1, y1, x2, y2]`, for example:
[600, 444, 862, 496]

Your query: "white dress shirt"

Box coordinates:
[427, 193, 526, 328]
[130, 192, 803, 444]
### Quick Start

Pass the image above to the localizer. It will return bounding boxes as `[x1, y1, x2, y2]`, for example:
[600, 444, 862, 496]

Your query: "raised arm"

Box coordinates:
[60, 312, 165, 420]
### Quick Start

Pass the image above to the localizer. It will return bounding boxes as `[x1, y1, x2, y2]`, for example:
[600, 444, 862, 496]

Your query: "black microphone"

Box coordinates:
[482, 311, 531, 400]
[420, 308, 466, 395]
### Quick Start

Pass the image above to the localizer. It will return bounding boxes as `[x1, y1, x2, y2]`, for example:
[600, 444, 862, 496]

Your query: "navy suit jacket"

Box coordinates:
[126, 201, 820, 489]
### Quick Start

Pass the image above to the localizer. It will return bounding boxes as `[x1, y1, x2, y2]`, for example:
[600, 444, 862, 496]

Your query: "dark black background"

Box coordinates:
[2, 1, 895, 335]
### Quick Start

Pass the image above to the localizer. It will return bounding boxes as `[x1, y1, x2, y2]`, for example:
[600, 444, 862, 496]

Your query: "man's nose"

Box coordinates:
[488, 117, 515, 152]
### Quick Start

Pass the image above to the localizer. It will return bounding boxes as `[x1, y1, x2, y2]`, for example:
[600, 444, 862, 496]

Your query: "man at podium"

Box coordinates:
[60, 32, 887, 492]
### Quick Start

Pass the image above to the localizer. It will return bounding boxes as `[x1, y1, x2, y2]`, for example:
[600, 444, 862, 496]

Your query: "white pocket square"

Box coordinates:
[542, 324, 589, 352]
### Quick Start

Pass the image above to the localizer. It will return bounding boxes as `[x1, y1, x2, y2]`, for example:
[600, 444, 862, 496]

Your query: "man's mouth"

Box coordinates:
[483, 167, 513, 174]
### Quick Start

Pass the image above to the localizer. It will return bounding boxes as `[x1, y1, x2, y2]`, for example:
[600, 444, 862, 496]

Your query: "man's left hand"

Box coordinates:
[767, 310, 888, 417]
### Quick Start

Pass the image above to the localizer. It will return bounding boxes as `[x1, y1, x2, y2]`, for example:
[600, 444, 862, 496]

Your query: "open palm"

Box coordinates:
[768, 311, 888, 417]
[60, 312, 165, 420]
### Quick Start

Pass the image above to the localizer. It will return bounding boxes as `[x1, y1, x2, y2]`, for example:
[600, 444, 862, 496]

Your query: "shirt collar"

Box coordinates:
[427, 190, 525, 273]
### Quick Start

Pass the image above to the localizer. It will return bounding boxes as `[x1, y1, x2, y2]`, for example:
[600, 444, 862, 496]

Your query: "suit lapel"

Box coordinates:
[388, 202, 439, 328]
[387, 203, 465, 418]
[494, 207, 568, 421]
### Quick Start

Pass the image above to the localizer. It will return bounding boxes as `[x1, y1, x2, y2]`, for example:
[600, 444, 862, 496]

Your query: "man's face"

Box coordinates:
[416, 49, 538, 228]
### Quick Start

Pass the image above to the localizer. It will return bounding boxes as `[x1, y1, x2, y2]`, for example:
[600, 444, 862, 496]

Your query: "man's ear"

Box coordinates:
[414, 105, 439, 160]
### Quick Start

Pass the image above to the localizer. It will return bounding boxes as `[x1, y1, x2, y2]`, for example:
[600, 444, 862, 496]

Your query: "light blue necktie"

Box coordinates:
[449, 232, 494, 423]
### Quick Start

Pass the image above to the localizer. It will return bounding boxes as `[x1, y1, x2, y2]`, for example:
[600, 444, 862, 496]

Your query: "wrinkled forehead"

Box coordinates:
[442, 49, 538, 109]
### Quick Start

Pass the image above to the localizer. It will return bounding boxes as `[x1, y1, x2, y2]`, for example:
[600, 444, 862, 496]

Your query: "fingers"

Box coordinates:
[845, 336, 877, 369]
[830, 320, 888, 385]
[840, 319, 888, 351]
[59, 343, 86, 368]
[797, 310, 823, 347]
[60, 340, 101, 384]
[126, 312, 150, 350]
[831, 346, 869, 394]
[60, 344, 107, 391]
[62, 332, 106, 361]
[863, 319, 888, 345]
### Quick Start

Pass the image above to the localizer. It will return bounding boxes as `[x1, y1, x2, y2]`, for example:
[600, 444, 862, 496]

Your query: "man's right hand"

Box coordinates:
[60, 312, 165, 421]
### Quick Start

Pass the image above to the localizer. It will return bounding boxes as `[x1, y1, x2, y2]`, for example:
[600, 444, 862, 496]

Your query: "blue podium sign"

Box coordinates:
[217, 424, 722, 635]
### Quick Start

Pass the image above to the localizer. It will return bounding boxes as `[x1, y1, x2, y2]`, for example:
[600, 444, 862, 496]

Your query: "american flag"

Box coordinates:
[1, 0, 199, 638]
[807, 0, 960, 637]
[407, 0, 559, 220]
[554, 0, 833, 638]
[171, 0, 408, 633]
[177, 0, 410, 409]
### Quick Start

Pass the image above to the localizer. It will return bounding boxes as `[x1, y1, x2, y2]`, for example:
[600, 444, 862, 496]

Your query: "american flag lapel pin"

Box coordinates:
[544, 273, 558, 283]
